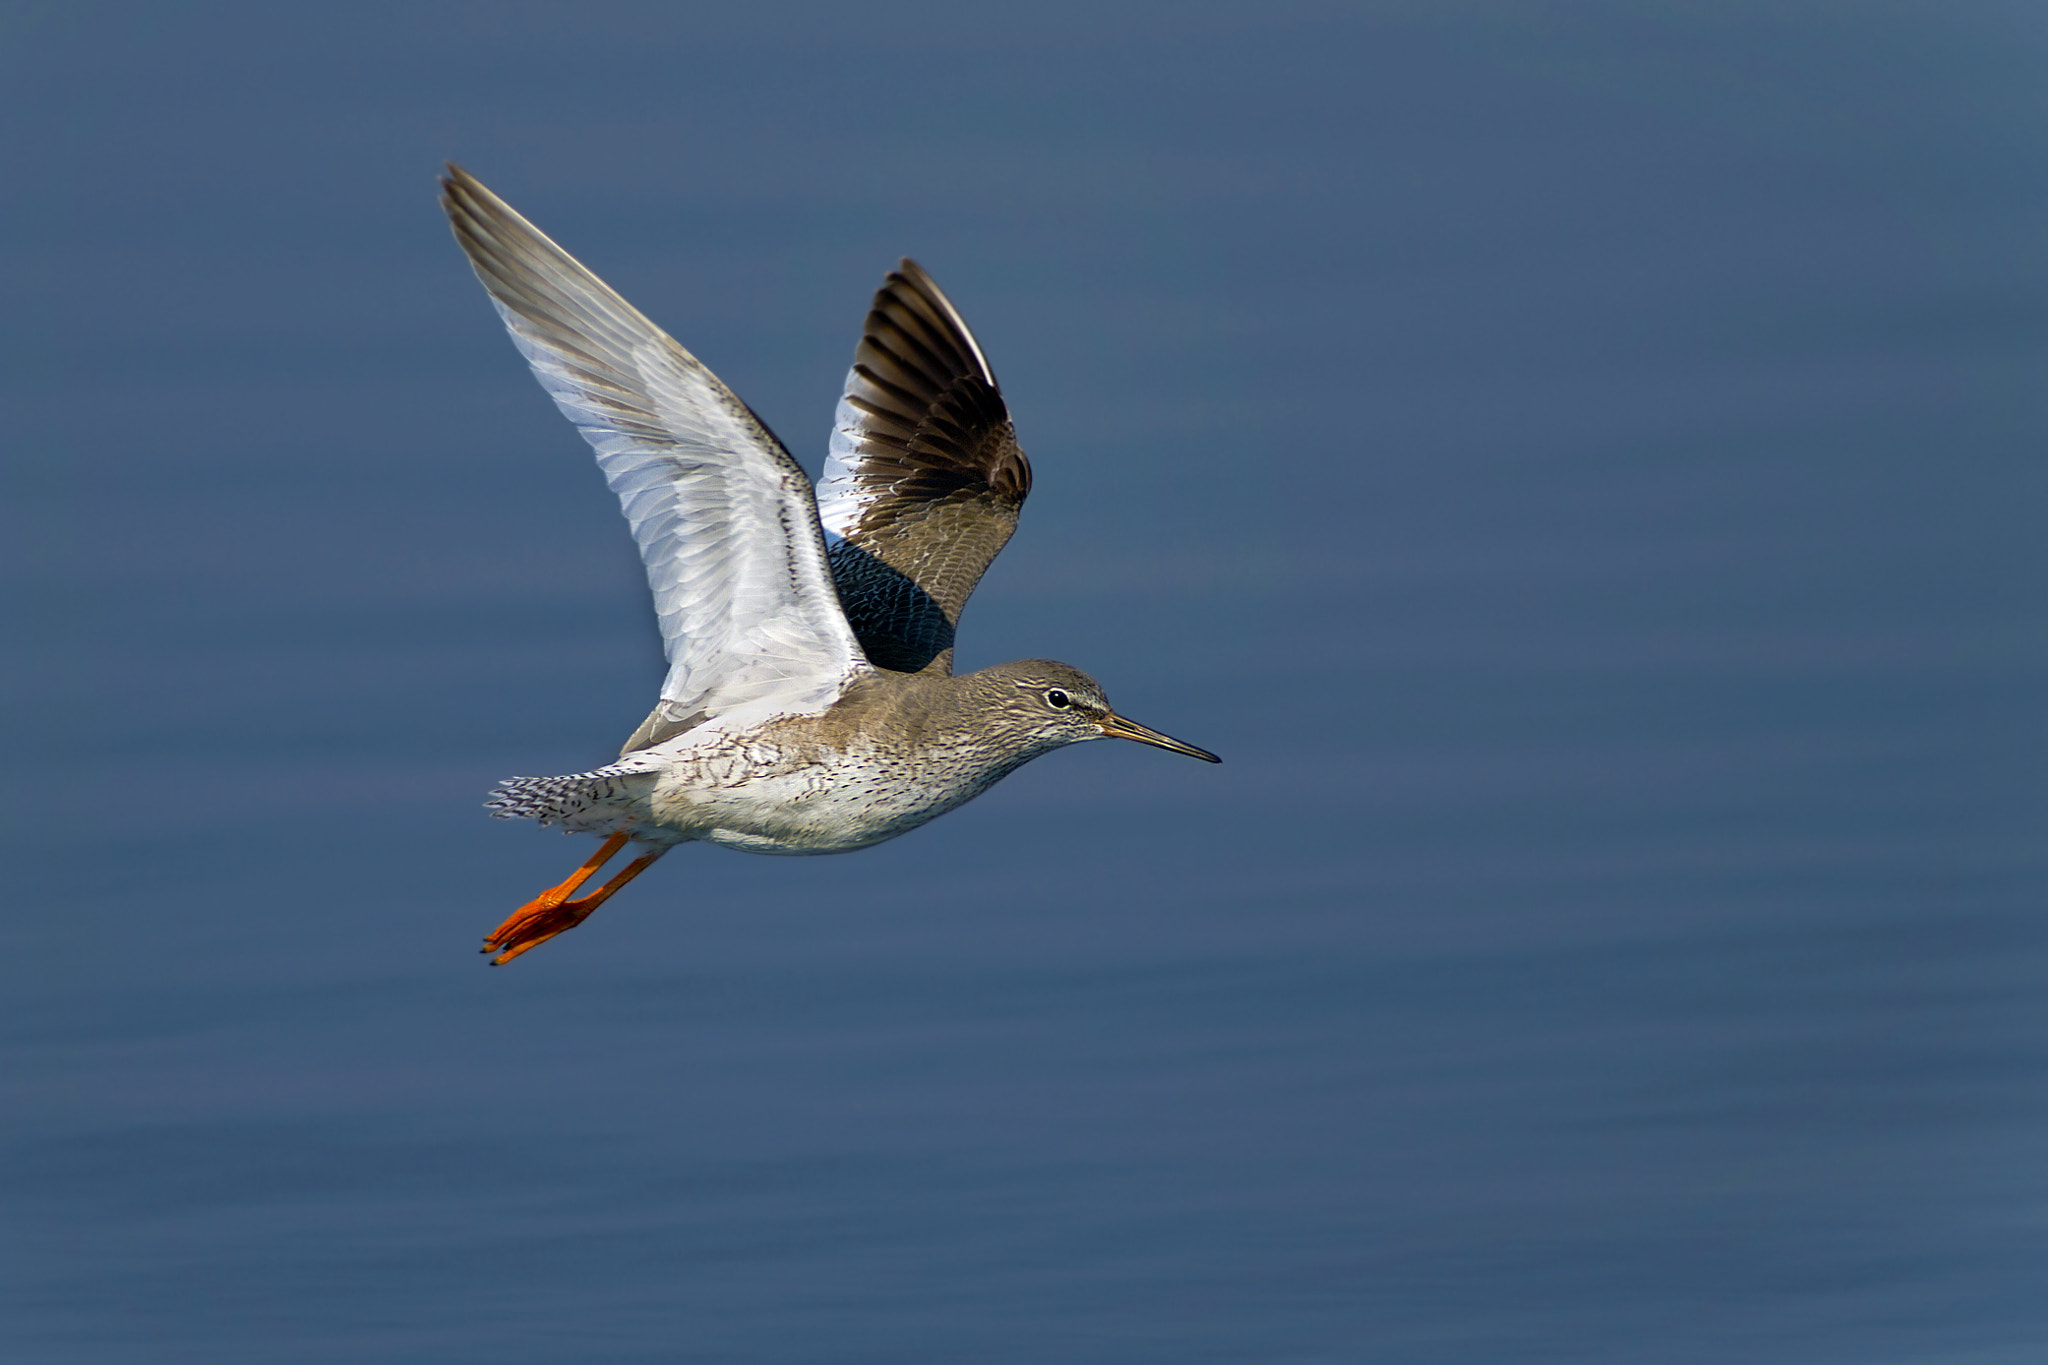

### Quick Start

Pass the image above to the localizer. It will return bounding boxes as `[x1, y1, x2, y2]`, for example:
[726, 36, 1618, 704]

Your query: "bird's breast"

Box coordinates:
[644, 727, 1016, 855]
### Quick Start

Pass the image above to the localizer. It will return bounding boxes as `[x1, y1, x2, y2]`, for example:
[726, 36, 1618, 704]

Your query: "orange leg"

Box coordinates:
[481, 832, 627, 959]
[483, 838, 665, 966]
[485, 832, 627, 934]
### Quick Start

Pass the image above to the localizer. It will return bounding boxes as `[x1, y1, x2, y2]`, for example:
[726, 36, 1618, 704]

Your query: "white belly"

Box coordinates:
[647, 733, 1009, 855]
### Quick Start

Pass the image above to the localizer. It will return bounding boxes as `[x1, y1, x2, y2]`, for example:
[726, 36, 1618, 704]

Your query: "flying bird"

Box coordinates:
[441, 165, 1218, 964]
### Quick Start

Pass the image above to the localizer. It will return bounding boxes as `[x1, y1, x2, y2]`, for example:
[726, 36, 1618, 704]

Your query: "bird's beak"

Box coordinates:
[1098, 712, 1221, 763]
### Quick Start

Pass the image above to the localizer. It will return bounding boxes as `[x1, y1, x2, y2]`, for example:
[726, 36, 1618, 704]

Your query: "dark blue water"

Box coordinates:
[6, 4, 2045, 1361]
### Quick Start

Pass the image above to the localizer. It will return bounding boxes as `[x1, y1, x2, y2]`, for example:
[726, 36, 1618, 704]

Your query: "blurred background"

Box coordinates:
[4, 3, 2044, 1361]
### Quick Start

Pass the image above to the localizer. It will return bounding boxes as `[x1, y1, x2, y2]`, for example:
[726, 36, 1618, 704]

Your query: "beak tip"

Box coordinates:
[1099, 714, 1221, 764]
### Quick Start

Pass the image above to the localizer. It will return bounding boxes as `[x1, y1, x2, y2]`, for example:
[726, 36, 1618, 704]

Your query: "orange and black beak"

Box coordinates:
[1099, 712, 1221, 762]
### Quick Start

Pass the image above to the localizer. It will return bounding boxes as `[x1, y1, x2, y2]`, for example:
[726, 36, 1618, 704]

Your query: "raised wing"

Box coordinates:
[441, 165, 868, 737]
[815, 261, 1032, 675]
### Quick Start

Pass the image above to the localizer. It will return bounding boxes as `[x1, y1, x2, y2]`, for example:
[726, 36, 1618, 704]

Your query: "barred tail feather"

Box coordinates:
[485, 765, 646, 828]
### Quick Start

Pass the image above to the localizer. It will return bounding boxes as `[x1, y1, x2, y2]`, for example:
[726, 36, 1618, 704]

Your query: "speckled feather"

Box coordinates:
[488, 662, 1126, 855]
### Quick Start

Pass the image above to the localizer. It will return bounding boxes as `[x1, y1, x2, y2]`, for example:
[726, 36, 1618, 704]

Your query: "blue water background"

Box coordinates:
[5, 4, 2045, 1361]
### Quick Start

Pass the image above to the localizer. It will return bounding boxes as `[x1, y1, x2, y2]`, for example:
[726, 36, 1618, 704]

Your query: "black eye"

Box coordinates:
[1045, 689, 1071, 709]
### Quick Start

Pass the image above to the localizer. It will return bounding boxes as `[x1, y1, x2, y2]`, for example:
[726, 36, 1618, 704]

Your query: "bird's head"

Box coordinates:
[973, 660, 1220, 763]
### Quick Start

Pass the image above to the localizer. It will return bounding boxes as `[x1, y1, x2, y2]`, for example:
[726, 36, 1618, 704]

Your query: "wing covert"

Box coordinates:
[815, 260, 1032, 675]
[441, 165, 868, 729]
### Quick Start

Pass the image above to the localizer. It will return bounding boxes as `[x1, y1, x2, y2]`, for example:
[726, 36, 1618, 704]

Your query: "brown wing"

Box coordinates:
[814, 260, 1032, 675]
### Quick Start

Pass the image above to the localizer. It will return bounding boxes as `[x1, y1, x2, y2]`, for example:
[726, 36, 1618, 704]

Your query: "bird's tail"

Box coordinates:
[484, 764, 649, 829]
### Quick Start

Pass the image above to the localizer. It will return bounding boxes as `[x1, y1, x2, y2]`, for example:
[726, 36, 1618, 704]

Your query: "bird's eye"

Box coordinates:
[1045, 689, 1071, 709]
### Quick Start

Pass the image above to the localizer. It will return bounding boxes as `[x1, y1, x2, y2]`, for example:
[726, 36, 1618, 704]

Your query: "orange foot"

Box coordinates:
[483, 891, 607, 964]
[482, 832, 664, 965]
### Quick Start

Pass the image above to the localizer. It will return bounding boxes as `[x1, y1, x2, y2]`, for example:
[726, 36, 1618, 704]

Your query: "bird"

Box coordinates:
[440, 165, 1219, 965]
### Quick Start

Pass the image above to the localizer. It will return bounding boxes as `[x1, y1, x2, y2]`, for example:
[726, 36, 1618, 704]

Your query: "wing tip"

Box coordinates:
[876, 257, 997, 390]
[438, 160, 480, 210]
[438, 162, 497, 252]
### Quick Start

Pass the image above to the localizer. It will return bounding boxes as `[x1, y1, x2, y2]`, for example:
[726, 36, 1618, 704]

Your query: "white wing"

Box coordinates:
[442, 166, 869, 723]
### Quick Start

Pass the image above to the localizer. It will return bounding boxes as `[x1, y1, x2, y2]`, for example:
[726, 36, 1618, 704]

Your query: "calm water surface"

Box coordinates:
[5, 5, 2045, 1362]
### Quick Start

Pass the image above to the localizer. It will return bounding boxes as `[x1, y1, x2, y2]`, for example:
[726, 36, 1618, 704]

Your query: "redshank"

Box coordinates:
[441, 166, 1218, 965]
